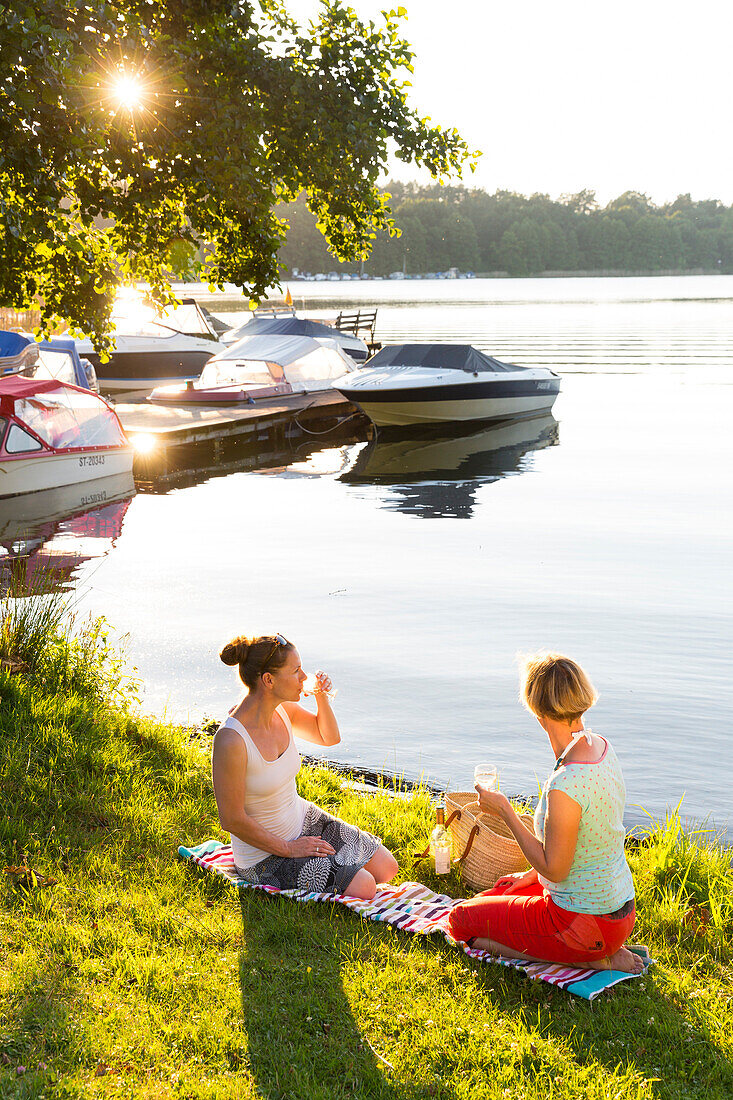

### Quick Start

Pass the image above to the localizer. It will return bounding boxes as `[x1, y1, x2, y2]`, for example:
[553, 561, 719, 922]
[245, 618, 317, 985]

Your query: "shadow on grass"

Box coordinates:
[562, 978, 733, 1098]
[237, 889, 455, 1100]
[461, 947, 733, 1100]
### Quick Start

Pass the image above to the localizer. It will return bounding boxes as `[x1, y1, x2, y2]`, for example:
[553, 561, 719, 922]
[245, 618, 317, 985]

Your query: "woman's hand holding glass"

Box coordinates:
[474, 784, 509, 816]
[303, 670, 337, 700]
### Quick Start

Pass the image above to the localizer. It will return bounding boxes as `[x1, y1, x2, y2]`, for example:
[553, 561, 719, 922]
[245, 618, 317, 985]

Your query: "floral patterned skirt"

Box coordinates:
[235, 802, 381, 894]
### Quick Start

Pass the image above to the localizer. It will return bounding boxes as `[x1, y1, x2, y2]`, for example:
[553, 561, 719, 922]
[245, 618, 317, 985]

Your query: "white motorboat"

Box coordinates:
[76, 298, 224, 398]
[333, 344, 561, 427]
[0, 377, 132, 498]
[220, 314, 369, 362]
[148, 334, 356, 406]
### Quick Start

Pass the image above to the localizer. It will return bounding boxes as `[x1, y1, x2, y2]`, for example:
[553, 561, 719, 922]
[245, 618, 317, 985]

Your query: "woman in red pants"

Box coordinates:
[448, 654, 644, 973]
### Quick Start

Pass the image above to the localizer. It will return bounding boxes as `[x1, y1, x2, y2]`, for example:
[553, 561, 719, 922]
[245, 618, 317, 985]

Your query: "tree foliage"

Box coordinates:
[0, 1, 473, 348]
[279, 184, 733, 277]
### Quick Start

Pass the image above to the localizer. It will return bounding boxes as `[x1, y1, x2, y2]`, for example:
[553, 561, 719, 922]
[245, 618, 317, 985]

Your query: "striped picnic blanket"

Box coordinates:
[179, 840, 649, 1001]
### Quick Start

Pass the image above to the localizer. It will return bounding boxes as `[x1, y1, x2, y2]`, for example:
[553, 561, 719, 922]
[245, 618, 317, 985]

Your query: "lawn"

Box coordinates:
[1, 602, 731, 1099]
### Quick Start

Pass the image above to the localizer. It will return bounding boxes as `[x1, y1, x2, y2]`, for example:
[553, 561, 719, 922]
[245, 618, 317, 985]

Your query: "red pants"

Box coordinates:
[447, 878, 635, 966]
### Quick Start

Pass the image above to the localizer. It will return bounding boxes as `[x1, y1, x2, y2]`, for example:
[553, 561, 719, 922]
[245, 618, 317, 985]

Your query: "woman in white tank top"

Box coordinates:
[212, 632, 399, 899]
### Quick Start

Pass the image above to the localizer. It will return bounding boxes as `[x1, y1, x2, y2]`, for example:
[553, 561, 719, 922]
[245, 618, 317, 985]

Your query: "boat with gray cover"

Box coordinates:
[333, 343, 560, 427]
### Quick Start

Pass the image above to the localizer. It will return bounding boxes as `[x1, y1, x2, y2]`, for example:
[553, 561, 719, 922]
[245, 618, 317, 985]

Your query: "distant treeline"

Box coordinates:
[278, 184, 733, 277]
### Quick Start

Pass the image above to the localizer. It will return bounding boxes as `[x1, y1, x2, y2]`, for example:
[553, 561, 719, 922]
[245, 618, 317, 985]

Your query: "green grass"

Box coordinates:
[0, 605, 731, 1099]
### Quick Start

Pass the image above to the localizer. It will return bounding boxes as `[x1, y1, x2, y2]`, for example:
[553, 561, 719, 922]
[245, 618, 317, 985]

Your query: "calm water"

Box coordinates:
[6, 276, 733, 834]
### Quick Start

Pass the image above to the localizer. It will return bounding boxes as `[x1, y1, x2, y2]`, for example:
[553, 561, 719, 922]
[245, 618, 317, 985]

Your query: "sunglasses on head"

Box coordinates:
[262, 633, 289, 671]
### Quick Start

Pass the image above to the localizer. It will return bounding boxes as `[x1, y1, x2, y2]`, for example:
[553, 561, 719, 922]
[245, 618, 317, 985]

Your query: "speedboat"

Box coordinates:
[333, 344, 560, 427]
[148, 334, 356, 406]
[0, 331, 98, 391]
[220, 314, 369, 362]
[0, 377, 132, 497]
[75, 297, 224, 399]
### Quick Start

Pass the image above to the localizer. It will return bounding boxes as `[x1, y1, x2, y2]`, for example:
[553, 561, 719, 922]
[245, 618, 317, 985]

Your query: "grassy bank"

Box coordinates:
[1, 609, 732, 1099]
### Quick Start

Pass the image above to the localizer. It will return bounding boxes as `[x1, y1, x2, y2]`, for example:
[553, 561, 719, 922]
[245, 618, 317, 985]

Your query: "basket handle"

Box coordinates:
[411, 808, 464, 862]
[453, 823, 480, 866]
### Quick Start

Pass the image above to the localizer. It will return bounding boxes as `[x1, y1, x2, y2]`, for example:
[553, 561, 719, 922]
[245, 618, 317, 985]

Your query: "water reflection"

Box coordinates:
[133, 416, 370, 493]
[0, 472, 135, 592]
[340, 413, 559, 518]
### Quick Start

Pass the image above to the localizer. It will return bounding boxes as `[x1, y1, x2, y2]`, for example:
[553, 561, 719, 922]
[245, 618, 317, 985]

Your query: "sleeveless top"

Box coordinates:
[533, 733, 635, 915]
[218, 705, 307, 870]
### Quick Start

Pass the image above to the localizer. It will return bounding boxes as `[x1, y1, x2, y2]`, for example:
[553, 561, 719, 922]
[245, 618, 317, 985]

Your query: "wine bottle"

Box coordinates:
[430, 801, 451, 875]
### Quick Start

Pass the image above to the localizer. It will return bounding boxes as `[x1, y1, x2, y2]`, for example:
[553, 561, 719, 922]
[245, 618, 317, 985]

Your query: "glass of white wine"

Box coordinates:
[474, 763, 498, 791]
[302, 673, 338, 700]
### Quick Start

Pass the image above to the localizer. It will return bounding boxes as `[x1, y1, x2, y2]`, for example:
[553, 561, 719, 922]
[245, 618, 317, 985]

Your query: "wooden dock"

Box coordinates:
[117, 391, 369, 485]
[117, 390, 357, 448]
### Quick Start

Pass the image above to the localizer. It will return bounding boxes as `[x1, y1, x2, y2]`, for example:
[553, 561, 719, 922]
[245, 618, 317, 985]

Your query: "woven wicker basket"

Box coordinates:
[445, 791, 534, 892]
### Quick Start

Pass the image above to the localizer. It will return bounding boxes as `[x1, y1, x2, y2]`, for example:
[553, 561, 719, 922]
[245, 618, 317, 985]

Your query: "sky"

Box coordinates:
[287, 0, 733, 206]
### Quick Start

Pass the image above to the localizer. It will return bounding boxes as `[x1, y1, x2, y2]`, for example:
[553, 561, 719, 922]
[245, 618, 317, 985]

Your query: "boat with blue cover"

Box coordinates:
[0, 331, 98, 391]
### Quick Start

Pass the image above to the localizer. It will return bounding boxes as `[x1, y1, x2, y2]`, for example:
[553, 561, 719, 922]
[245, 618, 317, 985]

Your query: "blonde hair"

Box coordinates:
[521, 653, 597, 723]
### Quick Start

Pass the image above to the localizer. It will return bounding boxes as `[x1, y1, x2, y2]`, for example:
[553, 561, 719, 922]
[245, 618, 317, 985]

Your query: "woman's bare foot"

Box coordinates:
[587, 946, 645, 973]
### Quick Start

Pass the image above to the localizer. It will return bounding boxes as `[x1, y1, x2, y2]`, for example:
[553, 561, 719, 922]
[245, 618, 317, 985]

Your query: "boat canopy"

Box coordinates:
[224, 316, 348, 343]
[201, 334, 354, 389]
[0, 331, 35, 368]
[366, 344, 524, 373]
[0, 331, 95, 389]
[0, 377, 126, 452]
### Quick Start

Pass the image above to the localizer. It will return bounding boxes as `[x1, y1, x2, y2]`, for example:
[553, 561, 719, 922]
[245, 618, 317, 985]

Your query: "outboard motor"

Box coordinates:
[81, 357, 100, 393]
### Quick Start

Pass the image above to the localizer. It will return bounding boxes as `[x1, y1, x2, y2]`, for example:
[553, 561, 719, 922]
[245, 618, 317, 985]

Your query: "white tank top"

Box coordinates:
[219, 705, 307, 870]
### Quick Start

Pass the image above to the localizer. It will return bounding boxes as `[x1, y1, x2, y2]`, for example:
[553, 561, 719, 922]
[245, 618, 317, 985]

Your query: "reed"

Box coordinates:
[0, 563, 139, 706]
[0, 560, 68, 671]
[0, 305, 44, 330]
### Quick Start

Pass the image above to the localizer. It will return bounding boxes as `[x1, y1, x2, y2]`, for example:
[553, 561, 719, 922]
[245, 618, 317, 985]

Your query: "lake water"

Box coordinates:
[6, 276, 733, 835]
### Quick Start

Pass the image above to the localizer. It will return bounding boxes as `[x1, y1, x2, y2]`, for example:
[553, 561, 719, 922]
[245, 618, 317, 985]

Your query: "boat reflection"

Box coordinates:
[0, 472, 135, 592]
[339, 413, 559, 518]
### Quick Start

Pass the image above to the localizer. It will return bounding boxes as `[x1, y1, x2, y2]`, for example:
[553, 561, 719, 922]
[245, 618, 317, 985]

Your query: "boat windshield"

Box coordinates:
[283, 345, 350, 384]
[23, 347, 77, 387]
[198, 359, 282, 388]
[14, 390, 125, 450]
[111, 299, 215, 339]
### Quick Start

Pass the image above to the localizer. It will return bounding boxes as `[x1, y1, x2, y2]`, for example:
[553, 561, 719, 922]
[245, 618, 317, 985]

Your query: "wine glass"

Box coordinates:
[474, 763, 498, 791]
[302, 673, 338, 700]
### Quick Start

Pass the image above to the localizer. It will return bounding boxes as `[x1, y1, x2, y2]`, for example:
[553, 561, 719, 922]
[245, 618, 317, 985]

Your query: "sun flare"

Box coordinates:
[130, 433, 156, 455]
[113, 74, 144, 110]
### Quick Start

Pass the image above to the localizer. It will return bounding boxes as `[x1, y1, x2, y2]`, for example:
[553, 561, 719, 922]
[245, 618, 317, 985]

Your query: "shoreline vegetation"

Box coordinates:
[278, 184, 733, 280]
[1, 597, 732, 1098]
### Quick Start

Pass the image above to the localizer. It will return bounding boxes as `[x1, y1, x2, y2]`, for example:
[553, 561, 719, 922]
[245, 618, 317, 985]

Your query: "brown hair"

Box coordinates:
[521, 652, 598, 724]
[219, 634, 294, 691]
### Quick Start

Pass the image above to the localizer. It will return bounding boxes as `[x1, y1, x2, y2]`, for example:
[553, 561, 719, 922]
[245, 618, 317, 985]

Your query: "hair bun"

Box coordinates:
[220, 635, 249, 666]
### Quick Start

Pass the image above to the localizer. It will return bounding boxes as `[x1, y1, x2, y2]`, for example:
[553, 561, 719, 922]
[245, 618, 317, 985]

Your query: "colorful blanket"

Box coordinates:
[179, 840, 650, 1001]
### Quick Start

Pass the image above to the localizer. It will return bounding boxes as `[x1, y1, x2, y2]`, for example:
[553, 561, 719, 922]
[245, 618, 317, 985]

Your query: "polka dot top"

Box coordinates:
[533, 735, 635, 915]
